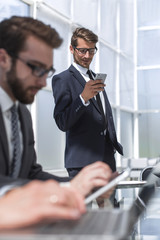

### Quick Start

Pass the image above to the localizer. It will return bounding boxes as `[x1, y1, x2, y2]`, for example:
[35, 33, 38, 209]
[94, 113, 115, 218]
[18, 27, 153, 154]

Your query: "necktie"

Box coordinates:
[10, 104, 21, 178]
[87, 70, 107, 130]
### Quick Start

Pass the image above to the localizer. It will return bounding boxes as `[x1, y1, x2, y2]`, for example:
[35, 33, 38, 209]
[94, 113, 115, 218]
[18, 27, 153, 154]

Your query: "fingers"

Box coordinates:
[83, 161, 112, 179]
[81, 80, 105, 102]
[87, 80, 105, 93]
[0, 180, 86, 229]
[59, 186, 86, 213]
[39, 180, 85, 213]
[70, 162, 112, 196]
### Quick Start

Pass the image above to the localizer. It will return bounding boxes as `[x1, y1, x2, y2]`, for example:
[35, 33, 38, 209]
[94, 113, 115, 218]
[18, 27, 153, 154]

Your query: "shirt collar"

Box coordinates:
[0, 87, 18, 113]
[72, 62, 91, 76]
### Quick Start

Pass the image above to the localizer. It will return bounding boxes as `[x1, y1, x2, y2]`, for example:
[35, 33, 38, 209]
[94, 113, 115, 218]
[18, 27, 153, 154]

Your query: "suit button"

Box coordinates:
[100, 132, 103, 135]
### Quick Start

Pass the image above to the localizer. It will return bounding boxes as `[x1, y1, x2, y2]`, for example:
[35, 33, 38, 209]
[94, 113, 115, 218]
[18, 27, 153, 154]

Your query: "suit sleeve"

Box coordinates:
[52, 73, 87, 132]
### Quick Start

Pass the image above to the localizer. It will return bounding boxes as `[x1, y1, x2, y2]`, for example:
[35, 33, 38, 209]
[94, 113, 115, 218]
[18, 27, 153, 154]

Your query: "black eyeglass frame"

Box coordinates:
[13, 55, 55, 78]
[73, 46, 98, 55]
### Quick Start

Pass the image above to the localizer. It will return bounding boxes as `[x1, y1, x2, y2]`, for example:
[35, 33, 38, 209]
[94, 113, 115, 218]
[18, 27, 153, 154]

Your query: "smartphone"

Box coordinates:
[85, 167, 131, 205]
[94, 73, 107, 83]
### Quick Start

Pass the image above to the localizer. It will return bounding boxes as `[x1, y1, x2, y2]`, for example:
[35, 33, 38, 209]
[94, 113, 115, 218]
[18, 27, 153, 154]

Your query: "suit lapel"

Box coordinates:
[69, 65, 86, 88]
[69, 65, 100, 113]
[0, 108, 10, 169]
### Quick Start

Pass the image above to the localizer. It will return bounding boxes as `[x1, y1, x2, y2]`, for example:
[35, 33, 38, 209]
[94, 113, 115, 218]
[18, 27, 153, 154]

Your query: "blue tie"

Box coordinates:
[10, 104, 21, 178]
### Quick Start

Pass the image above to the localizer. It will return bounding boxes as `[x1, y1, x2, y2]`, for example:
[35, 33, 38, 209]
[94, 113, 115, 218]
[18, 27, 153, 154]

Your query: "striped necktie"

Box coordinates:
[10, 104, 21, 178]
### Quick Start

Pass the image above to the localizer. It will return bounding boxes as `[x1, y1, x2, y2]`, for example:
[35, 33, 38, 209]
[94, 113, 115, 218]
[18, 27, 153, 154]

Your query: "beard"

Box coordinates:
[73, 53, 91, 69]
[6, 65, 40, 104]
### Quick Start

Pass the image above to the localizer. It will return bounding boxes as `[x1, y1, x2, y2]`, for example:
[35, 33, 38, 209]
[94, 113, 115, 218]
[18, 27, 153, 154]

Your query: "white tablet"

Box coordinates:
[85, 167, 131, 205]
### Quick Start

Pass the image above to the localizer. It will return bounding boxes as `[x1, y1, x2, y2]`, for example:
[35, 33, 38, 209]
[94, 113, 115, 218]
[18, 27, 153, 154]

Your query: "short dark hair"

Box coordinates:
[0, 16, 63, 57]
[71, 27, 98, 47]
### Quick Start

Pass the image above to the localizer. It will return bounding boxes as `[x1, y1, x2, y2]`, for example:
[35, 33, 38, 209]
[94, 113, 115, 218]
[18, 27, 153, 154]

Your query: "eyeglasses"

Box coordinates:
[73, 47, 97, 56]
[14, 56, 55, 78]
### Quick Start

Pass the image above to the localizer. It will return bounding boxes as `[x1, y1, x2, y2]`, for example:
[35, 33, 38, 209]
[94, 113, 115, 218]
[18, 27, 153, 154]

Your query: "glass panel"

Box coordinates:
[37, 5, 70, 88]
[139, 113, 160, 158]
[137, 0, 160, 27]
[119, 0, 134, 58]
[99, 43, 117, 105]
[44, 0, 71, 18]
[36, 90, 65, 169]
[138, 69, 160, 110]
[0, 0, 29, 21]
[120, 56, 134, 109]
[100, 0, 117, 46]
[73, 0, 98, 32]
[138, 30, 160, 66]
[36, 7, 72, 169]
[120, 111, 133, 158]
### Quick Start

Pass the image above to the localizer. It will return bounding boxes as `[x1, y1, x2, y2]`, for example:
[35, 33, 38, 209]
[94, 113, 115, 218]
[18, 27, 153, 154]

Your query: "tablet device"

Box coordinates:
[85, 167, 131, 205]
[94, 73, 107, 82]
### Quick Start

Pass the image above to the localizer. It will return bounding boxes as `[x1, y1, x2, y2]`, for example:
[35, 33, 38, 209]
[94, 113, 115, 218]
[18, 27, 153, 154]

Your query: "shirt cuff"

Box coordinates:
[60, 182, 70, 187]
[0, 185, 17, 197]
[80, 95, 90, 106]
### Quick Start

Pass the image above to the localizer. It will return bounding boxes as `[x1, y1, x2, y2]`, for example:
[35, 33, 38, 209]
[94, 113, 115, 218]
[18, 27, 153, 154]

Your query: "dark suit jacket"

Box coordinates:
[52, 65, 123, 169]
[0, 103, 70, 187]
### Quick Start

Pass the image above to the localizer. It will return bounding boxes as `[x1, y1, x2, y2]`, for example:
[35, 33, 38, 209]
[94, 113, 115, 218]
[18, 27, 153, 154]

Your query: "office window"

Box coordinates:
[44, 0, 71, 18]
[120, 57, 134, 109]
[119, 0, 135, 58]
[120, 111, 133, 158]
[137, 0, 160, 159]
[36, 90, 65, 169]
[137, 0, 160, 27]
[0, 0, 29, 21]
[138, 30, 160, 66]
[72, 0, 98, 31]
[37, 5, 70, 77]
[100, 0, 117, 46]
[138, 69, 160, 110]
[139, 113, 160, 158]
[99, 43, 117, 105]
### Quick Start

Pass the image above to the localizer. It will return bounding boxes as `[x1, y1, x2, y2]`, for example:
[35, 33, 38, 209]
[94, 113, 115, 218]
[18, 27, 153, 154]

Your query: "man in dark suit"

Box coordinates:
[0, 17, 113, 201]
[52, 27, 123, 178]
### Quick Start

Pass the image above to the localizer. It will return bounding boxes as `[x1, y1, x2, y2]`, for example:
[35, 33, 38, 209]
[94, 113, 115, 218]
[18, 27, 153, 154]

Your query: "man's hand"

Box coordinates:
[0, 180, 86, 229]
[70, 161, 112, 197]
[81, 80, 106, 103]
[96, 171, 119, 208]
